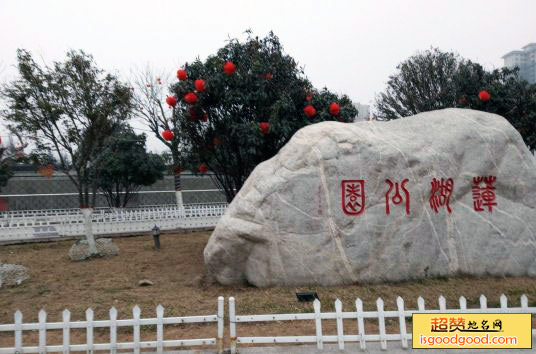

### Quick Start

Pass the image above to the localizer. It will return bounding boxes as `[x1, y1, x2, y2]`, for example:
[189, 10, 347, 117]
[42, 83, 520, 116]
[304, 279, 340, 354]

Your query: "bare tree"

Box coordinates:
[131, 65, 186, 207]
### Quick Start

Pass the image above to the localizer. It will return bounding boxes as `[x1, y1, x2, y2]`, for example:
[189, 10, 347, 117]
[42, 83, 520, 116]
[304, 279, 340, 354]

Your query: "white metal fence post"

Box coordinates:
[438, 295, 446, 312]
[133, 306, 141, 354]
[376, 298, 387, 350]
[313, 299, 323, 350]
[521, 294, 528, 312]
[109, 307, 117, 354]
[86, 308, 94, 353]
[335, 299, 344, 350]
[459, 296, 467, 310]
[396, 296, 408, 349]
[480, 295, 487, 311]
[229, 297, 236, 354]
[355, 298, 366, 351]
[14, 310, 22, 353]
[38, 309, 46, 354]
[156, 305, 164, 353]
[417, 296, 425, 312]
[217, 296, 224, 354]
[500, 294, 508, 312]
[62, 309, 70, 354]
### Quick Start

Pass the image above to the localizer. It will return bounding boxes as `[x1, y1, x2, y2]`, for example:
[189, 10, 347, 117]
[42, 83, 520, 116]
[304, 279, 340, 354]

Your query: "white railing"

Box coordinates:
[0, 297, 225, 354]
[0, 203, 228, 243]
[0, 203, 228, 220]
[228, 294, 536, 353]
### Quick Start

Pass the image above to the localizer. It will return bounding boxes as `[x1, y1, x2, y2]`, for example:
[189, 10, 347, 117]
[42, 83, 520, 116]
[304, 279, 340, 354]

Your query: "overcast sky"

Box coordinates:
[1, 0, 535, 152]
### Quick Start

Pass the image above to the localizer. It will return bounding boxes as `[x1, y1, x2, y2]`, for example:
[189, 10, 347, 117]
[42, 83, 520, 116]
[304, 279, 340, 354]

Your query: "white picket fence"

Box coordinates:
[0, 203, 228, 243]
[0, 297, 225, 354]
[228, 294, 536, 353]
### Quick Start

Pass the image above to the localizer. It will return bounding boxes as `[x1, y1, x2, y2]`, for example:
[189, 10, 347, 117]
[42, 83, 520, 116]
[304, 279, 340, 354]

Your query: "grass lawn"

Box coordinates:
[1, 231, 535, 350]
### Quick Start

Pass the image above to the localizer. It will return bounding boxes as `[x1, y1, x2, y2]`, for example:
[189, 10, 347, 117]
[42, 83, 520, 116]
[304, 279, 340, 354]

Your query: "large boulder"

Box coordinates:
[69, 238, 119, 261]
[0, 264, 29, 288]
[204, 108, 536, 287]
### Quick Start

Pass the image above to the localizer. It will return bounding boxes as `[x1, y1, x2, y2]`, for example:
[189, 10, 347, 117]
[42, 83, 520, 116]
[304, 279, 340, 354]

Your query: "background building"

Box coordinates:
[354, 103, 370, 121]
[502, 43, 536, 84]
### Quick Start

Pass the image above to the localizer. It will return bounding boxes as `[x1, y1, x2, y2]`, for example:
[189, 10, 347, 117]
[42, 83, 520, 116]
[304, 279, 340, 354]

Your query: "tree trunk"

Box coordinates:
[173, 163, 183, 208]
[81, 207, 98, 256]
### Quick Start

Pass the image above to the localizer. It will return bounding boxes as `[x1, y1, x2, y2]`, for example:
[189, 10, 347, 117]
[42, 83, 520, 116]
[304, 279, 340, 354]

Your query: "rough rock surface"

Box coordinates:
[0, 264, 29, 288]
[69, 238, 119, 261]
[204, 108, 536, 287]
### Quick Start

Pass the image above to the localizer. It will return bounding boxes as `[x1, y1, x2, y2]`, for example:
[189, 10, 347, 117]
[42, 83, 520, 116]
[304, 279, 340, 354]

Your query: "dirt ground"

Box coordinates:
[1, 231, 535, 351]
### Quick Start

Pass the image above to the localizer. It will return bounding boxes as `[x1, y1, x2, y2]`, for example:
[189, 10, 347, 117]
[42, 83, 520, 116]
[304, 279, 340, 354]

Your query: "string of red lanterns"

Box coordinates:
[171, 65, 347, 145]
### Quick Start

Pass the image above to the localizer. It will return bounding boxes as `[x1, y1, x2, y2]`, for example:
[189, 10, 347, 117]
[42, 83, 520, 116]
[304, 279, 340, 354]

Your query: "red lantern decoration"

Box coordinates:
[37, 164, 54, 178]
[184, 92, 198, 105]
[329, 103, 340, 116]
[304, 105, 316, 118]
[162, 130, 174, 141]
[177, 69, 187, 81]
[224, 61, 236, 76]
[199, 163, 208, 174]
[166, 96, 177, 107]
[479, 90, 490, 102]
[265, 73, 273, 80]
[194, 79, 206, 92]
[306, 94, 313, 102]
[259, 122, 270, 135]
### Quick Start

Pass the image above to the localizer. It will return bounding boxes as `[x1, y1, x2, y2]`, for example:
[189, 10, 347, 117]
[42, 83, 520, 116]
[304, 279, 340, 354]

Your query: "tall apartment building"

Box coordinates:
[502, 43, 536, 84]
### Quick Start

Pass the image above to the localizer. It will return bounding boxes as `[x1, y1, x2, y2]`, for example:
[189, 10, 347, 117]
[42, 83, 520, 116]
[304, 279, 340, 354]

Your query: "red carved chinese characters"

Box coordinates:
[385, 179, 410, 215]
[341, 180, 365, 216]
[429, 178, 454, 213]
[472, 176, 497, 212]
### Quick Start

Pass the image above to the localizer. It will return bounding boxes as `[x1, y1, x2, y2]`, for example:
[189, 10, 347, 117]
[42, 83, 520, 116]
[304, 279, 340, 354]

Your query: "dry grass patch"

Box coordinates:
[0, 231, 535, 349]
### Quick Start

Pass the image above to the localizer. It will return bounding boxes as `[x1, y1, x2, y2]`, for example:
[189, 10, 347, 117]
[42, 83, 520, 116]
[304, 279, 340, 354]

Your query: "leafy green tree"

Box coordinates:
[0, 147, 12, 192]
[0, 133, 27, 192]
[375, 48, 536, 151]
[2, 49, 133, 207]
[91, 129, 166, 208]
[168, 31, 358, 202]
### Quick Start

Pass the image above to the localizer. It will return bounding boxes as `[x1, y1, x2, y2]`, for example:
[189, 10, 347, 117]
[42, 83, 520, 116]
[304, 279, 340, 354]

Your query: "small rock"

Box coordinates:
[0, 264, 29, 288]
[138, 279, 154, 287]
[69, 238, 119, 261]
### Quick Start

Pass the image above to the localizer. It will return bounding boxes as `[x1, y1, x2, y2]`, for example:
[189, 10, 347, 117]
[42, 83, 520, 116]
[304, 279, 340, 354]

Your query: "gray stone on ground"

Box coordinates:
[0, 264, 29, 288]
[138, 279, 154, 286]
[204, 108, 536, 287]
[69, 238, 119, 261]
